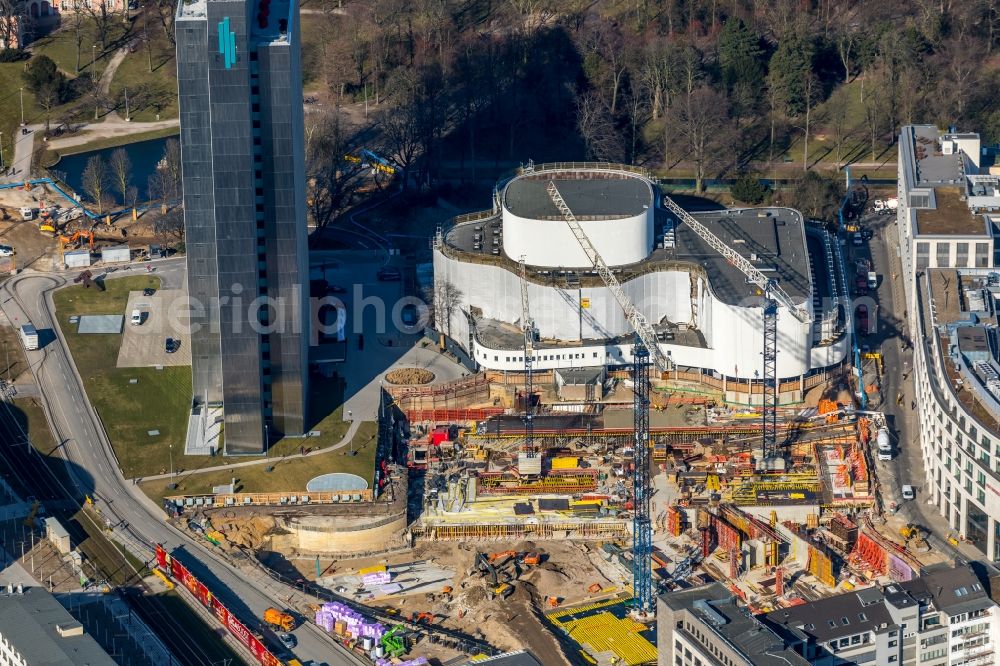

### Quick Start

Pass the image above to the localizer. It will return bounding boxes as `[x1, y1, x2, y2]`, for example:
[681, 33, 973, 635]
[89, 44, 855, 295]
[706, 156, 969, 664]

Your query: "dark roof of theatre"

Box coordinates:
[504, 175, 653, 219]
[765, 586, 895, 643]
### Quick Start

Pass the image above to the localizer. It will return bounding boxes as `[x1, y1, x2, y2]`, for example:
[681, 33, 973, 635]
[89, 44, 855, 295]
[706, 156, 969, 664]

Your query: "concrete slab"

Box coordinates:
[116, 290, 191, 367]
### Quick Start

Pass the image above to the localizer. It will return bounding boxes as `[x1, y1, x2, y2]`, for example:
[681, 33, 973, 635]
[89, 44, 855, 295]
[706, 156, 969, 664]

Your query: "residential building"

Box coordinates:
[765, 563, 1000, 666]
[176, 0, 310, 453]
[0, 585, 116, 666]
[895, 126, 1000, 558]
[657, 582, 810, 666]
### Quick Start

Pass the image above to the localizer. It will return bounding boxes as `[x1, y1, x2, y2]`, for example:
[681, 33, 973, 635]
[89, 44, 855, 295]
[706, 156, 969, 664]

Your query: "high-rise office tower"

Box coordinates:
[176, 0, 309, 454]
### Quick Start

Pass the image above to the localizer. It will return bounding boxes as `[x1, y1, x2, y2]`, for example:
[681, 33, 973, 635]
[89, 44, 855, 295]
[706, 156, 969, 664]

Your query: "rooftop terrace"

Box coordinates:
[504, 174, 652, 220]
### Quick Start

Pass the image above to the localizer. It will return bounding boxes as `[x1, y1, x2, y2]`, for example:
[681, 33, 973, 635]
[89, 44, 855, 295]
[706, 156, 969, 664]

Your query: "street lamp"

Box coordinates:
[169, 442, 173, 477]
[123, 86, 130, 121]
[19, 87, 24, 126]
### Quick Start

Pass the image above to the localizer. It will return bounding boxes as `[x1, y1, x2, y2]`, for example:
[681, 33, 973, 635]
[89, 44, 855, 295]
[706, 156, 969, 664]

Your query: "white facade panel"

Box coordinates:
[434, 250, 839, 379]
[63, 250, 91, 268]
[501, 208, 653, 268]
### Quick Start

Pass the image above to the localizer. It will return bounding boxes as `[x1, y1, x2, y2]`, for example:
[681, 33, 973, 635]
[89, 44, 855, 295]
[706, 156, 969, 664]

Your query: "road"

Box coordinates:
[0, 260, 366, 666]
[860, 211, 983, 561]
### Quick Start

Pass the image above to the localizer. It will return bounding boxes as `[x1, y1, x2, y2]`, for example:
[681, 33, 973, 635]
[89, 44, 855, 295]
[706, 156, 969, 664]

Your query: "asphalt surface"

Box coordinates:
[857, 212, 982, 562]
[0, 258, 366, 666]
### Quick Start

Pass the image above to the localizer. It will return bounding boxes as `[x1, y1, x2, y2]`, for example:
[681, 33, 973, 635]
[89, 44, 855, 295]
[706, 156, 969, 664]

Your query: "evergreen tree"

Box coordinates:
[767, 32, 815, 116]
[718, 18, 763, 93]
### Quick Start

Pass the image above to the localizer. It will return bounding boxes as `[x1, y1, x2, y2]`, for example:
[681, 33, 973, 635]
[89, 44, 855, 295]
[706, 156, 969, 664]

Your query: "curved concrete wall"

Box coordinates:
[434, 250, 836, 379]
[272, 513, 408, 554]
[501, 208, 653, 267]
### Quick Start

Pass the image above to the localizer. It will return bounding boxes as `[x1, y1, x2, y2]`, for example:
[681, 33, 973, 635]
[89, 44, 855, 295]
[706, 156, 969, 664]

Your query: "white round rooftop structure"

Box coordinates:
[501, 169, 655, 267]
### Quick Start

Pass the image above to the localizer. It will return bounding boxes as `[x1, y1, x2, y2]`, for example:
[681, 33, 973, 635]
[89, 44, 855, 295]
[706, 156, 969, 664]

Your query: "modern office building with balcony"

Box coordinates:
[176, 0, 309, 454]
[895, 126, 1000, 557]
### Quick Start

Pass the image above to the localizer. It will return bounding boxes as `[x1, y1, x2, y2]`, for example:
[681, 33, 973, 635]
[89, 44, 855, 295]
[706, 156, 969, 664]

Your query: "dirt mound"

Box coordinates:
[385, 367, 435, 385]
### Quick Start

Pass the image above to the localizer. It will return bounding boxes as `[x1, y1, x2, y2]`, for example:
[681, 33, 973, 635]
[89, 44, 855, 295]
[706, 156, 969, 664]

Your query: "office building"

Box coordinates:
[657, 582, 809, 666]
[765, 563, 1000, 665]
[0, 585, 116, 666]
[176, 0, 309, 453]
[894, 126, 1000, 557]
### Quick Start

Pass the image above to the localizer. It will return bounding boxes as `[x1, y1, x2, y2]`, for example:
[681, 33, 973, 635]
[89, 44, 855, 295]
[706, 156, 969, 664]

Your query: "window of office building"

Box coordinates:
[916, 242, 931, 270]
[956, 242, 970, 266]
[967, 504, 989, 554]
[977, 243, 991, 267]
[936, 243, 951, 267]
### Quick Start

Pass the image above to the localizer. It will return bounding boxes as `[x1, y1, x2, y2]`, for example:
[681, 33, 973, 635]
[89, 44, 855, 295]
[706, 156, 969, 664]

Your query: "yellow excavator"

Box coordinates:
[899, 523, 930, 551]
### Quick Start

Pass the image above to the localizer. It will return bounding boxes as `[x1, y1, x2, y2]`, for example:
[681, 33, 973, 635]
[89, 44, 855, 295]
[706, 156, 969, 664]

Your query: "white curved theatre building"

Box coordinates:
[432, 164, 849, 391]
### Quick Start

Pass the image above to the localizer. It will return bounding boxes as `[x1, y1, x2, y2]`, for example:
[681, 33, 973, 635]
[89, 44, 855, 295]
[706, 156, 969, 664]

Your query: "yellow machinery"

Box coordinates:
[899, 524, 929, 550]
[23, 501, 41, 528]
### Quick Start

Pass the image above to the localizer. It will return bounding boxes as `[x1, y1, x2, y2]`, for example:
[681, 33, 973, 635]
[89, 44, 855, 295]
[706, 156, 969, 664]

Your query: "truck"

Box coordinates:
[19, 324, 38, 351]
[876, 428, 892, 461]
[263, 607, 296, 632]
[867, 272, 878, 289]
[872, 198, 899, 214]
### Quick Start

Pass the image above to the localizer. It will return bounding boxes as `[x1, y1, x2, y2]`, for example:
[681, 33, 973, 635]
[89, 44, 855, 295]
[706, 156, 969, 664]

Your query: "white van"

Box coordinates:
[130, 309, 143, 326]
[901, 485, 916, 501]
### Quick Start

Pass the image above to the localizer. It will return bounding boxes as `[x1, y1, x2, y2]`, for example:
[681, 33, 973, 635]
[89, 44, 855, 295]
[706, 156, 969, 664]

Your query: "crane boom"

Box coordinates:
[659, 196, 812, 324]
[518, 257, 536, 459]
[546, 181, 672, 374]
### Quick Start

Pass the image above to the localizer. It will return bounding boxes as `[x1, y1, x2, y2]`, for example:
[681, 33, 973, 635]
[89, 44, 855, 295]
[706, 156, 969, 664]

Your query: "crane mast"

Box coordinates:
[518, 257, 536, 460]
[546, 182, 673, 375]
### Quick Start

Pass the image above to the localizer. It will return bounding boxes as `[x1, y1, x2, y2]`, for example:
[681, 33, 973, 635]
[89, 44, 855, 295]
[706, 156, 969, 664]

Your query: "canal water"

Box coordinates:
[52, 135, 173, 204]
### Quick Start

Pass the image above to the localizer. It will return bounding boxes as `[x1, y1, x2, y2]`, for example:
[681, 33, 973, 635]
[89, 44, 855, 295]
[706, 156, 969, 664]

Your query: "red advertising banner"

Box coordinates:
[154, 544, 283, 666]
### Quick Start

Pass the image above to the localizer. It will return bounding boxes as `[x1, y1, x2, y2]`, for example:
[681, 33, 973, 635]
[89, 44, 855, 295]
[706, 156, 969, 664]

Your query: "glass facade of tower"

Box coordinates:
[176, 0, 308, 454]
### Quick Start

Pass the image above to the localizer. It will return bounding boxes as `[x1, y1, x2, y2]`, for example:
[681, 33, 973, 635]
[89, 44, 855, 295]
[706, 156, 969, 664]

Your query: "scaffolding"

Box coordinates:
[476, 470, 598, 495]
[413, 521, 630, 541]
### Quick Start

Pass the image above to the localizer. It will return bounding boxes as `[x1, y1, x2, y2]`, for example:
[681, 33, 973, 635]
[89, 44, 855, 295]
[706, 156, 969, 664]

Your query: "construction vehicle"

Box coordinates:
[523, 552, 541, 566]
[488, 550, 518, 563]
[899, 524, 929, 550]
[872, 198, 898, 214]
[263, 607, 296, 632]
[23, 500, 41, 528]
[59, 230, 94, 249]
[410, 612, 434, 624]
[492, 583, 514, 600]
[380, 625, 407, 658]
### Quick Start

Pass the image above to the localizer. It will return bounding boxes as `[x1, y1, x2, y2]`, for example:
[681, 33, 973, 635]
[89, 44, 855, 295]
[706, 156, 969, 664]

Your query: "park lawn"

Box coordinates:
[106, 16, 179, 122]
[0, 63, 38, 156]
[139, 420, 379, 503]
[53, 275, 213, 479]
[13, 397, 56, 454]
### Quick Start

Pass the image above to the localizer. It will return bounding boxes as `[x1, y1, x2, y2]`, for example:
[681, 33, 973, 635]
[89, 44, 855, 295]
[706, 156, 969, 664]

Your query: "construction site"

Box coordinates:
[156, 164, 942, 666]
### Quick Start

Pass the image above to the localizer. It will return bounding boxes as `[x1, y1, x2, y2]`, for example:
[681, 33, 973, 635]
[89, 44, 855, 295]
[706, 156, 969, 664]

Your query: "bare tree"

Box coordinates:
[827, 89, 850, 171]
[305, 109, 366, 230]
[862, 84, 883, 163]
[86, 1, 115, 51]
[0, 0, 25, 50]
[71, 10, 86, 74]
[153, 207, 184, 240]
[82, 156, 110, 214]
[109, 148, 131, 205]
[151, 0, 176, 46]
[147, 138, 181, 201]
[802, 73, 818, 171]
[672, 86, 730, 193]
[433, 279, 463, 340]
[576, 91, 625, 162]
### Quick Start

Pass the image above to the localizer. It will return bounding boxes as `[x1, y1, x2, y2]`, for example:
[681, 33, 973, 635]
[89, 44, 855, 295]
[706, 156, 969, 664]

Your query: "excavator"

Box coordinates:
[899, 524, 930, 552]
[59, 230, 94, 249]
[475, 552, 515, 599]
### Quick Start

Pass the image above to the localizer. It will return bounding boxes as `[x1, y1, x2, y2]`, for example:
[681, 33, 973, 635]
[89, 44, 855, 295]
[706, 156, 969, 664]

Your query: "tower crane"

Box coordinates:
[546, 180, 660, 616]
[518, 256, 537, 462]
[659, 195, 812, 462]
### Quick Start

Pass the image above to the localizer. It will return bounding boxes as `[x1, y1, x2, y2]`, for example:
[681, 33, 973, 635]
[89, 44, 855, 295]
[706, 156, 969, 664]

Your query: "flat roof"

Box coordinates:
[915, 187, 988, 236]
[912, 125, 965, 185]
[662, 584, 809, 666]
[0, 587, 116, 665]
[474, 316, 707, 350]
[675, 208, 811, 305]
[504, 174, 652, 220]
[957, 326, 990, 353]
[443, 207, 814, 307]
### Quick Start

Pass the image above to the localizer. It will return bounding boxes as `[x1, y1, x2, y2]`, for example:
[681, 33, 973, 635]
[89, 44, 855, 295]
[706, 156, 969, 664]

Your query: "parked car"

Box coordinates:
[130, 309, 143, 326]
[165, 338, 179, 354]
[0, 245, 14, 257]
[856, 304, 869, 334]
[901, 485, 916, 501]
[278, 633, 296, 649]
[851, 232, 863, 246]
[143, 287, 156, 297]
